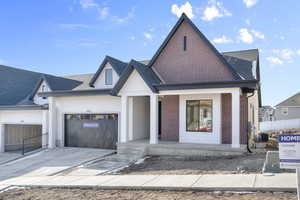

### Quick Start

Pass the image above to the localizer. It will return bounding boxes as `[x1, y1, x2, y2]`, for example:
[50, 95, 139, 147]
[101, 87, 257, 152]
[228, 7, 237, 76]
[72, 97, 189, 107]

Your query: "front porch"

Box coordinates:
[119, 87, 247, 153]
[117, 139, 247, 157]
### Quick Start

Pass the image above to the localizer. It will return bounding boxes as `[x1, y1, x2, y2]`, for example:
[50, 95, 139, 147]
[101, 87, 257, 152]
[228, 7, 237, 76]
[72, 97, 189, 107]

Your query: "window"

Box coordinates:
[281, 107, 288, 115]
[105, 69, 113, 85]
[186, 100, 213, 132]
[183, 36, 187, 51]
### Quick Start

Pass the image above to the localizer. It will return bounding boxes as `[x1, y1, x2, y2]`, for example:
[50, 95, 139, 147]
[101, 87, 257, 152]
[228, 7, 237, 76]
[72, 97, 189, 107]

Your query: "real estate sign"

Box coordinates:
[278, 134, 300, 169]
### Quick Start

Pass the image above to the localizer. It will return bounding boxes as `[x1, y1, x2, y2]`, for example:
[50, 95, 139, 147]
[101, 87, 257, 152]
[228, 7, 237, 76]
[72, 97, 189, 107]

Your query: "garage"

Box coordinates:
[64, 114, 118, 149]
[5, 124, 42, 152]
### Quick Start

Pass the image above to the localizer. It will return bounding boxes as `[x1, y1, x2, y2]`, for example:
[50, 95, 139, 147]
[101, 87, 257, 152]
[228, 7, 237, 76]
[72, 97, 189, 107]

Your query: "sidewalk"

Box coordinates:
[0, 173, 296, 192]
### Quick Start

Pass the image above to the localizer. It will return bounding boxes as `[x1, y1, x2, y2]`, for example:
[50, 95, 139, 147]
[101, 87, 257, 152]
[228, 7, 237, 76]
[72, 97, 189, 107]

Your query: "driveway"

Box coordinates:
[0, 152, 23, 165]
[0, 148, 114, 181]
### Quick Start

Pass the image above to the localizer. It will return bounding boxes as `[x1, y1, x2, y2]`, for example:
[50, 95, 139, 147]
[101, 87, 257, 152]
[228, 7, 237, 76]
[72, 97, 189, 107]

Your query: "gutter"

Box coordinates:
[0, 104, 48, 111]
[39, 89, 112, 97]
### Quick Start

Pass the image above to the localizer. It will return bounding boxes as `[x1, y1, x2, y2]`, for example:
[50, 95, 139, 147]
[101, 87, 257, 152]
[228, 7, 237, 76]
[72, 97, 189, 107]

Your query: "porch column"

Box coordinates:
[120, 95, 129, 143]
[150, 94, 158, 144]
[0, 124, 4, 153]
[231, 89, 240, 148]
[48, 97, 56, 148]
[42, 110, 48, 148]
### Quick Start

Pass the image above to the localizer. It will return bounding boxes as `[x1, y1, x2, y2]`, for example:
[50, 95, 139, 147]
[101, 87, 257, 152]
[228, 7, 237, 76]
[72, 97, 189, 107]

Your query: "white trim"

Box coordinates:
[159, 87, 241, 96]
[231, 88, 240, 148]
[150, 94, 158, 144]
[0, 124, 4, 153]
[179, 94, 221, 144]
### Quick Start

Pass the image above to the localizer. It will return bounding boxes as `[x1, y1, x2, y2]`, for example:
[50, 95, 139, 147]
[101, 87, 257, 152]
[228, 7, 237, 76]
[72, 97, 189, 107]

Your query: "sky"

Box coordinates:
[0, 0, 300, 106]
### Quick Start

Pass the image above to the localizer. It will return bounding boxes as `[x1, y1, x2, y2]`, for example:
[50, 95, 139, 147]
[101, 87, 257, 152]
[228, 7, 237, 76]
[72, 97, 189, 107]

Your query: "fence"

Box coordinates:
[260, 118, 300, 132]
[22, 133, 48, 155]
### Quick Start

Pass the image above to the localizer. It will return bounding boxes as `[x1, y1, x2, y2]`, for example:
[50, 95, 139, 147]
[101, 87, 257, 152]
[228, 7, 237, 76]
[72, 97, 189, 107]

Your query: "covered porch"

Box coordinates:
[119, 87, 246, 149]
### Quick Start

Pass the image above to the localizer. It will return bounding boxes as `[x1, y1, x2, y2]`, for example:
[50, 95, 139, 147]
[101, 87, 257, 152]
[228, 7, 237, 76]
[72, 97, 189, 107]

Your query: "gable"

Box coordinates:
[33, 80, 50, 105]
[151, 19, 236, 84]
[93, 63, 120, 89]
[119, 70, 152, 95]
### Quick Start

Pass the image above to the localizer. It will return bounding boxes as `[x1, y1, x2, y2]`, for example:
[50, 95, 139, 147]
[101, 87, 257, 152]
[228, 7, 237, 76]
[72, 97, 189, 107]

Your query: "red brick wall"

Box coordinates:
[222, 93, 248, 145]
[240, 94, 248, 145]
[152, 20, 235, 84]
[221, 93, 232, 144]
[161, 95, 179, 141]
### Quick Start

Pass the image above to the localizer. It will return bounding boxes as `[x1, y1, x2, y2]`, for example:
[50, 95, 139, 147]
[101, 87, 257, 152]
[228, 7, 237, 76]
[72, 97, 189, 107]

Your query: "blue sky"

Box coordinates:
[0, 0, 299, 106]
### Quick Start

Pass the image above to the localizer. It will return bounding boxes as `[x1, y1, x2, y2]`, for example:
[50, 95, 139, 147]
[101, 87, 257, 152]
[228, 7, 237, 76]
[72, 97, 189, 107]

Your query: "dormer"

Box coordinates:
[89, 56, 127, 89]
[31, 78, 51, 105]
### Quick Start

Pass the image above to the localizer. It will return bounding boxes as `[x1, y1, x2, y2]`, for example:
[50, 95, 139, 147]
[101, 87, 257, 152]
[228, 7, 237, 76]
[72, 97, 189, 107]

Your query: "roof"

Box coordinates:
[147, 13, 241, 81]
[0, 65, 81, 106]
[222, 49, 259, 62]
[63, 73, 95, 90]
[111, 60, 162, 95]
[89, 56, 127, 87]
[40, 89, 111, 97]
[276, 92, 300, 107]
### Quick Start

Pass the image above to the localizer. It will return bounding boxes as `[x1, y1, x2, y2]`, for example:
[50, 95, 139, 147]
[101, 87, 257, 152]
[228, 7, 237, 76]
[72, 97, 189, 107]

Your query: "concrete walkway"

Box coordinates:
[0, 173, 296, 192]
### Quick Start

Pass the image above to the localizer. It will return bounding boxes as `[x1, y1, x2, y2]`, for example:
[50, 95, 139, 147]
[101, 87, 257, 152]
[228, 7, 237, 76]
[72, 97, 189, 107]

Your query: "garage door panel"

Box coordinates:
[5, 125, 42, 152]
[65, 114, 118, 149]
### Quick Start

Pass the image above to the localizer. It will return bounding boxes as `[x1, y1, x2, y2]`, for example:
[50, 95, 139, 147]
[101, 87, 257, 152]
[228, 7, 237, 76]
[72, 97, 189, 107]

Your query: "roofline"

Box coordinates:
[154, 80, 258, 91]
[89, 55, 126, 87]
[39, 89, 112, 97]
[221, 48, 259, 54]
[147, 13, 241, 81]
[111, 60, 159, 96]
[0, 105, 48, 110]
[275, 92, 300, 107]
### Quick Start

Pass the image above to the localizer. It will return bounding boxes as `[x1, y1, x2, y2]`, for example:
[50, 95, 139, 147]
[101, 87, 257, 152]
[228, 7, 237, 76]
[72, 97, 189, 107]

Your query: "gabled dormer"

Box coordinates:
[29, 76, 51, 105]
[149, 13, 240, 84]
[89, 56, 127, 89]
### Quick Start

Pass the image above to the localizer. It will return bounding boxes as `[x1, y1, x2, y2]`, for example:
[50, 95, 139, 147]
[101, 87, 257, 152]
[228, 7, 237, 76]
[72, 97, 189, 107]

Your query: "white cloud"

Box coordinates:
[98, 7, 109, 19]
[112, 8, 135, 23]
[144, 33, 152, 39]
[297, 50, 300, 55]
[80, 0, 98, 9]
[266, 57, 283, 65]
[238, 28, 253, 44]
[273, 49, 294, 61]
[171, 2, 194, 19]
[251, 29, 265, 39]
[213, 35, 233, 44]
[201, 0, 232, 21]
[243, 0, 258, 8]
[59, 24, 91, 29]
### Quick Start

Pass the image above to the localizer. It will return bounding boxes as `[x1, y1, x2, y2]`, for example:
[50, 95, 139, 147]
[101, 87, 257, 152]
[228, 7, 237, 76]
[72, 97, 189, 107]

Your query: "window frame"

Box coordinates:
[185, 99, 213, 133]
[105, 68, 113, 85]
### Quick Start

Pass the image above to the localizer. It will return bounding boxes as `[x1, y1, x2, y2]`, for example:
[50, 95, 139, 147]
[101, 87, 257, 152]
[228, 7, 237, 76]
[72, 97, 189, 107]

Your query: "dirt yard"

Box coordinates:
[119, 152, 266, 175]
[0, 188, 296, 200]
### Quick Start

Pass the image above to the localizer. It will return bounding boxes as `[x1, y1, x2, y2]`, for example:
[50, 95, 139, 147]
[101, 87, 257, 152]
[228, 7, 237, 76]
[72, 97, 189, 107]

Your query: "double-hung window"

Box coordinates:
[186, 100, 213, 132]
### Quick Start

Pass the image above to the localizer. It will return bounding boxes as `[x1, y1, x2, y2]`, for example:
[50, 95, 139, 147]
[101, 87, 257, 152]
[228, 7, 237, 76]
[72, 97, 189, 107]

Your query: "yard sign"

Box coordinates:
[278, 134, 300, 200]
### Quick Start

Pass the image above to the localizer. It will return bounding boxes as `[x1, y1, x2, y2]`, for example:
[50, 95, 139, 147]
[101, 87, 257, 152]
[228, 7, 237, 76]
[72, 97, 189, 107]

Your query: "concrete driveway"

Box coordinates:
[0, 152, 22, 165]
[0, 148, 114, 181]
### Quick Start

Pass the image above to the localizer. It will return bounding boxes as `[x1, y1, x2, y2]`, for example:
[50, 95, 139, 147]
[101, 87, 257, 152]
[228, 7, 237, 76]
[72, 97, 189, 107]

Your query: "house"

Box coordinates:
[259, 106, 275, 122]
[274, 92, 300, 120]
[0, 13, 261, 154]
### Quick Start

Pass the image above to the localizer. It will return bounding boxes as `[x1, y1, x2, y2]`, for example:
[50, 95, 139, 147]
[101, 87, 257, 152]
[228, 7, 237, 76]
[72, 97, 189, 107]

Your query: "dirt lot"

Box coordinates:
[119, 152, 266, 175]
[0, 188, 296, 200]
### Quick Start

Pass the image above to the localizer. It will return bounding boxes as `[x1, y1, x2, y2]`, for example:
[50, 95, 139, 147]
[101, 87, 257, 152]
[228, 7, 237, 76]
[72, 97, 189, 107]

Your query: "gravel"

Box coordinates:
[0, 188, 296, 200]
[119, 152, 267, 175]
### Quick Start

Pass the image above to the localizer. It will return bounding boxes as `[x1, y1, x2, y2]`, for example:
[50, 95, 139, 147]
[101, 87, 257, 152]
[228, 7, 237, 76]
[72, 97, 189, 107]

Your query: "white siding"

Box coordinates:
[53, 95, 121, 147]
[119, 70, 152, 96]
[0, 110, 43, 124]
[33, 81, 50, 105]
[93, 63, 120, 89]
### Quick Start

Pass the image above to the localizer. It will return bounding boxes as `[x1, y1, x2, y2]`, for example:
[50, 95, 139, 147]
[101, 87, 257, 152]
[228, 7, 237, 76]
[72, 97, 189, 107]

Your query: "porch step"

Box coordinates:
[117, 144, 147, 160]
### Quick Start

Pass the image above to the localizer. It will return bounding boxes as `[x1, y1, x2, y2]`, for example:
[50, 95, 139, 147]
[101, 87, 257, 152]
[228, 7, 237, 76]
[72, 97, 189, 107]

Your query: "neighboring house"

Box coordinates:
[0, 13, 261, 154]
[259, 106, 275, 122]
[274, 92, 300, 120]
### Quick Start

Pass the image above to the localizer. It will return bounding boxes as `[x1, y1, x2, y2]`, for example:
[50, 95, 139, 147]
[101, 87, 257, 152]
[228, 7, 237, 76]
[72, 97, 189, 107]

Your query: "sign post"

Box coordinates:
[278, 134, 300, 199]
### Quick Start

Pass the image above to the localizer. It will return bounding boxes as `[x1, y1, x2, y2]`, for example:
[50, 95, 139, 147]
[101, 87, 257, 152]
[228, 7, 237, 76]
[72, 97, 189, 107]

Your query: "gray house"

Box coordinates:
[275, 92, 300, 120]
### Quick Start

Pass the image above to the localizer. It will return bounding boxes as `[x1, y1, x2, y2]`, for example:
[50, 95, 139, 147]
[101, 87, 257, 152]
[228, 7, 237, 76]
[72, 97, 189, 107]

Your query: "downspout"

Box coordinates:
[245, 91, 255, 153]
